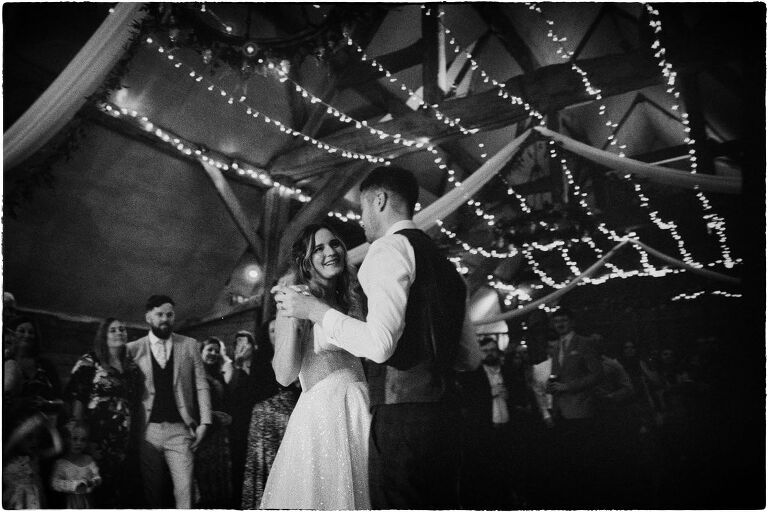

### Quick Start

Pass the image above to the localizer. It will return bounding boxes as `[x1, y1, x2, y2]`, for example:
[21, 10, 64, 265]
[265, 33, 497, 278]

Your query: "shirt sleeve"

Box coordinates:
[322, 235, 414, 363]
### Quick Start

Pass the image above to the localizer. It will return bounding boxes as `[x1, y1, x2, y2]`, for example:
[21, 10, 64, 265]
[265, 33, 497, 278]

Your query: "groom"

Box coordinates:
[274, 166, 481, 509]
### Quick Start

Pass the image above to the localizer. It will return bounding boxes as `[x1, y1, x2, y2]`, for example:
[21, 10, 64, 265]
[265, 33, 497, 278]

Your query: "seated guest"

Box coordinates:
[240, 319, 299, 509]
[194, 337, 232, 508]
[65, 317, 139, 508]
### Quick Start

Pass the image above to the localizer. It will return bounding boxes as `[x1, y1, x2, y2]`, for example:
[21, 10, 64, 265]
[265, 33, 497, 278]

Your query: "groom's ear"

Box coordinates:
[376, 191, 388, 212]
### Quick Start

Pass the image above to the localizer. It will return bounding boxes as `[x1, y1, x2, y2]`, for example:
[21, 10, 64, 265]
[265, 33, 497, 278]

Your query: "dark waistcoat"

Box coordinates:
[368, 229, 467, 406]
[149, 348, 183, 423]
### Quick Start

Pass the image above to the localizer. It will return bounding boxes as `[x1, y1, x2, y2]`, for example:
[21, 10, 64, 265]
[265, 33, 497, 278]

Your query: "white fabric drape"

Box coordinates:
[347, 129, 532, 265]
[3, 4, 145, 170]
[472, 237, 740, 325]
[473, 240, 629, 325]
[533, 126, 742, 194]
[627, 238, 741, 285]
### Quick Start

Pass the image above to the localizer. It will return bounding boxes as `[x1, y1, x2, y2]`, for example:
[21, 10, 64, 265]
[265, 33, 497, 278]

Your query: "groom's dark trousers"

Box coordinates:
[369, 402, 462, 509]
[367, 229, 467, 509]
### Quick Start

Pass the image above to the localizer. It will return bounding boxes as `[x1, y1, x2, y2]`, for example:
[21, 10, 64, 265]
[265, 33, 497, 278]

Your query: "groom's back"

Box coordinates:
[369, 228, 466, 406]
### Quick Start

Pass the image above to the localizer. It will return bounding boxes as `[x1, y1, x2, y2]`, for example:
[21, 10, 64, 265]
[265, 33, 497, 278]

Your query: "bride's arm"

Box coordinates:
[272, 311, 304, 387]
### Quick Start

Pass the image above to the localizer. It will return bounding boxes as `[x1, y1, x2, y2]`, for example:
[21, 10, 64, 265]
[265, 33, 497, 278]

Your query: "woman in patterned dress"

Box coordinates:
[240, 319, 299, 509]
[65, 317, 138, 508]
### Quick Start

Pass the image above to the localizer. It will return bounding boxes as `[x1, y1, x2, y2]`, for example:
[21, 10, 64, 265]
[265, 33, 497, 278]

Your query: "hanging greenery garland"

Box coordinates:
[5, 6, 155, 218]
[152, 3, 390, 78]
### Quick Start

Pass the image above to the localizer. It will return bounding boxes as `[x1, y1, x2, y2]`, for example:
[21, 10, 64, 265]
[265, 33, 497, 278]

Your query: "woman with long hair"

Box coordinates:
[193, 337, 232, 508]
[259, 223, 371, 510]
[64, 318, 138, 508]
[4, 317, 61, 405]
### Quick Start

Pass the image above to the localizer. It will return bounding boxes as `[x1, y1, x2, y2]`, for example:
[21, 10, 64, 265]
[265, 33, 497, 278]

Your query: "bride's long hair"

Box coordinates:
[290, 223, 365, 320]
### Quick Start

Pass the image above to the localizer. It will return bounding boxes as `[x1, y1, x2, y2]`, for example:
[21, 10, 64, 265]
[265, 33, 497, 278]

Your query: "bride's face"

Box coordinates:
[309, 228, 346, 283]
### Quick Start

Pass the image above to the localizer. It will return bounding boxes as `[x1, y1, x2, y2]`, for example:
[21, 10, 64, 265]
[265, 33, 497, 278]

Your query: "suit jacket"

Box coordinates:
[127, 333, 212, 429]
[457, 364, 516, 430]
[552, 333, 602, 419]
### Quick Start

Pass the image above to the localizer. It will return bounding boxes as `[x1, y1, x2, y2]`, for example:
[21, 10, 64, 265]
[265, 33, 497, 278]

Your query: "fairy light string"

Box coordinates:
[146, 37, 389, 165]
[423, 9, 538, 213]
[645, 3, 735, 267]
[526, 3, 707, 269]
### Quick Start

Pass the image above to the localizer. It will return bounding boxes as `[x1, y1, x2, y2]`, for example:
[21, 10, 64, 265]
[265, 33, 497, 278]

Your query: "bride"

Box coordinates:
[261, 223, 371, 510]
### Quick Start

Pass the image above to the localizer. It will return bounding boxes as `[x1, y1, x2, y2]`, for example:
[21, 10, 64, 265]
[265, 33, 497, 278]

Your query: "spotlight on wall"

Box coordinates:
[244, 264, 262, 283]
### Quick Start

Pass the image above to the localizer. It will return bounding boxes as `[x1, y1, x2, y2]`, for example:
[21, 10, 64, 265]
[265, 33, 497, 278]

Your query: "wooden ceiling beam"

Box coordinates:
[421, 3, 444, 105]
[473, 4, 540, 72]
[571, 5, 609, 61]
[270, 48, 667, 176]
[336, 39, 425, 89]
[199, 161, 265, 262]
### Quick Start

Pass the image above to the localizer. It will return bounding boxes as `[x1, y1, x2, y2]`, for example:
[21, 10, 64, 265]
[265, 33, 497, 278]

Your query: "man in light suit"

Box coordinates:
[127, 295, 212, 508]
[545, 307, 603, 507]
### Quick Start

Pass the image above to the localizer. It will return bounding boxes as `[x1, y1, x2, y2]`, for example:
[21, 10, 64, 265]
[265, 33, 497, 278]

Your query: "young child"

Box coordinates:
[2, 412, 63, 509]
[50, 421, 101, 509]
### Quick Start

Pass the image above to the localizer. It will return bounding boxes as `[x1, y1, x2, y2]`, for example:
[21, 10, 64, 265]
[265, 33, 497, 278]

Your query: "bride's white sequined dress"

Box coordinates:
[260, 322, 371, 510]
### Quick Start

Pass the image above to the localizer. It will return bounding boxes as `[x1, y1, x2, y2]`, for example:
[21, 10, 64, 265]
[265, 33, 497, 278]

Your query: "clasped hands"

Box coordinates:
[271, 284, 330, 324]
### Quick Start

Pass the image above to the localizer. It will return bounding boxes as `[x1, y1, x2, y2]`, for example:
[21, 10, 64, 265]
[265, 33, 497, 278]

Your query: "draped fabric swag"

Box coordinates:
[533, 126, 742, 194]
[3, 3, 145, 170]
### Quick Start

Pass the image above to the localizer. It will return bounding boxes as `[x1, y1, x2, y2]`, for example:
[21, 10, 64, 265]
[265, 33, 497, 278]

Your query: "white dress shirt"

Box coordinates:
[323, 220, 480, 370]
[148, 331, 173, 369]
[531, 357, 553, 421]
[558, 331, 575, 366]
[483, 365, 510, 425]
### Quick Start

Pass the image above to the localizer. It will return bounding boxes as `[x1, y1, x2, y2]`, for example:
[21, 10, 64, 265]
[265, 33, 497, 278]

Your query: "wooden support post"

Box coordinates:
[546, 111, 565, 204]
[259, 187, 292, 325]
[421, 3, 442, 106]
[199, 160, 265, 263]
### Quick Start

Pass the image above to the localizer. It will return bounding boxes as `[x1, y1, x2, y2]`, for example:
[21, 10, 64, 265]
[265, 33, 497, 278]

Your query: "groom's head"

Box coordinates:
[359, 166, 419, 243]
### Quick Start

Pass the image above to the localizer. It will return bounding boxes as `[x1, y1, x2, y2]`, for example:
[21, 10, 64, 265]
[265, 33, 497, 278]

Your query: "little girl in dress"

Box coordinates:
[50, 421, 101, 509]
[2, 412, 63, 509]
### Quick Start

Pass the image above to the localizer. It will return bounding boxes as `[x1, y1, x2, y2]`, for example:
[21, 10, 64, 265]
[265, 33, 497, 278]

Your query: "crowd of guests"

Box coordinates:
[2, 295, 299, 509]
[456, 307, 728, 509]
[2, 291, 730, 509]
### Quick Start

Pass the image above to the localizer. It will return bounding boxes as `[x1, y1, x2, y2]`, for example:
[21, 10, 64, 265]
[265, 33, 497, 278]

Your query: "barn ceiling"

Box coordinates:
[3, 2, 759, 326]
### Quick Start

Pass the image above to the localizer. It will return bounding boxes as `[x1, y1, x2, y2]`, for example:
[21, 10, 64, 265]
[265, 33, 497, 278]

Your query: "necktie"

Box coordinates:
[558, 338, 567, 367]
[157, 341, 167, 368]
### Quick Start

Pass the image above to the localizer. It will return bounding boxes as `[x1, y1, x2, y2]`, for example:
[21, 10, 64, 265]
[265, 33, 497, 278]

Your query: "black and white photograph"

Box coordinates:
[2, 2, 765, 510]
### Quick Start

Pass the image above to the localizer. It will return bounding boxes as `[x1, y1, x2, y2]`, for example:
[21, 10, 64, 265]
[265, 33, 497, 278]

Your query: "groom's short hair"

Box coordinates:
[359, 166, 419, 215]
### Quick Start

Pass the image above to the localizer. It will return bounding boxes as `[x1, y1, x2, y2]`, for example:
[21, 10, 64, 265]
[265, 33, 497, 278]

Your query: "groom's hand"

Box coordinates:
[274, 285, 330, 323]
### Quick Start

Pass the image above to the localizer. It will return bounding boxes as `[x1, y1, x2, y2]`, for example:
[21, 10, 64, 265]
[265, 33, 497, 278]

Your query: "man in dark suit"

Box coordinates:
[457, 337, 518, 508]
[127, 295, 212, 508]
[546, 307, 603, 507]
